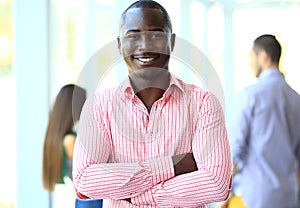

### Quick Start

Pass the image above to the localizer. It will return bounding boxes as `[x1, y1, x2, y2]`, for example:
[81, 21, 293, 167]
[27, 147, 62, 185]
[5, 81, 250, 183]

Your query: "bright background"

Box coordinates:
[0, 0, 300, 207]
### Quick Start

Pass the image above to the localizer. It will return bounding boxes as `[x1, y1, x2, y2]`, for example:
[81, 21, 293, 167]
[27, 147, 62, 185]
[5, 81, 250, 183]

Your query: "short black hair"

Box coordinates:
[120, 0, 173, 33]
[253, 34, 282, 64]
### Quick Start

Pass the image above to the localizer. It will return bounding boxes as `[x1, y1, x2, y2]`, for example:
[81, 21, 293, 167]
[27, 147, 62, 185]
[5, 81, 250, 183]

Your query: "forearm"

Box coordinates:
[75, 152, 197, 201]
[75, 96, 177, 199]
[130, 165, 231, 207]
[131, 126, 232, 206]
[123, 152, 198, 205]
[73, 143, 174, 200]
[74, 162, 154, 199]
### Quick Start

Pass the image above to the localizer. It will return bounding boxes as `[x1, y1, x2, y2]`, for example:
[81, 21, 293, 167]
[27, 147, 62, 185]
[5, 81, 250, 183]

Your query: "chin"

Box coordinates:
[130, 67, 169, 81]
[138, 68, 166, 80]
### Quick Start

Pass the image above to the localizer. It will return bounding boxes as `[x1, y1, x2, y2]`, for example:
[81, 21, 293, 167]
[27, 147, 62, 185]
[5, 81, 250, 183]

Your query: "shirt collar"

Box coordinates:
[118, 73, 185, 101]
[169, 73, 185, 93]
[118, 78, 135, 100]
[166, 73, 185, 99]
[258, 68, 284, 81]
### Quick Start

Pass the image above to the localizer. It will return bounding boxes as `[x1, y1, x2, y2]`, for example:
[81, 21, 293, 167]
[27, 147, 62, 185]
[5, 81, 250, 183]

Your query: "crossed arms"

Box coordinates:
[73, 92, 232, 207]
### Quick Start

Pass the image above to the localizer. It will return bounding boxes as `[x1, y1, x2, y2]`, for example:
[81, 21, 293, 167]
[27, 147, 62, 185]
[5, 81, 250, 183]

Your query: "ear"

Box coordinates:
[258, 50, 268, 64]
[257, 50, 270, 67]
[117, 36, 121, 54]
[170, 33, 176, 51]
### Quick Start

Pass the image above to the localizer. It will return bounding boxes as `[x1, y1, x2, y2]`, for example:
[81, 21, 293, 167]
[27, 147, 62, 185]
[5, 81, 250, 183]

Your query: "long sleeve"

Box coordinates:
[131, 93, 232, 207]
[74, 76, 233, 207]
[229, 90, 252, 170]
[73, 94, 175, 200]
[226, 70, 300, 208]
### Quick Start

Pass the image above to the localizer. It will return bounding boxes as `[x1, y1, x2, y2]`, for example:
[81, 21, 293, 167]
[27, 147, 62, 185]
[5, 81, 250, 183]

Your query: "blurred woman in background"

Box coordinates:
[42, 84, 86, 207]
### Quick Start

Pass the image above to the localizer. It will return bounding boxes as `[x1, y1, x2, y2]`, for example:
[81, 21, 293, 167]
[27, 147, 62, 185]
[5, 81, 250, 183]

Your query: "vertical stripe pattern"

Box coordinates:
[73, 74, 232, 208]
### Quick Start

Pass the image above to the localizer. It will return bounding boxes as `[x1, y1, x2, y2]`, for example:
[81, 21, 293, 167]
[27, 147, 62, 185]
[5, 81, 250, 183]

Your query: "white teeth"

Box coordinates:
[137, 57, 156, 63]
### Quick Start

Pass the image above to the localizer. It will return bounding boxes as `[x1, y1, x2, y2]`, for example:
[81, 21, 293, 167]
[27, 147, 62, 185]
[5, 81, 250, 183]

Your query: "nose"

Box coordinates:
[138, 34, 153, 51]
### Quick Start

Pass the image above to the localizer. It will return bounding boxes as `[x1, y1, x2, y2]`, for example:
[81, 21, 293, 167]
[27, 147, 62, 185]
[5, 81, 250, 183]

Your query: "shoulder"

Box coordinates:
[63, 133, 76, 159]
[63, 133, 76, 145]
[171, 75, 223, 107]
[182, 82, 218, 104]
[93, 88, 118, 103]
[81, 87, 123, 122]
[232, 83, 263, 117]
[236, 82, 260, 102]
[84, 87, 119, 110]
[173, 77, 210, 100]
[177, 81, 223, 112]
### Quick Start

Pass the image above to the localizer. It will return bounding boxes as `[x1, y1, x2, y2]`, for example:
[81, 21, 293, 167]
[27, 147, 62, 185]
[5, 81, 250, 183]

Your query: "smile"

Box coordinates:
[133, 54, 160, 64]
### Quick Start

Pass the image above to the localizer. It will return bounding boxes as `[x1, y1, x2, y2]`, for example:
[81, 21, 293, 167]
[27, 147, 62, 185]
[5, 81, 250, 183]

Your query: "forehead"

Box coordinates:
[120, 7, 167, 33]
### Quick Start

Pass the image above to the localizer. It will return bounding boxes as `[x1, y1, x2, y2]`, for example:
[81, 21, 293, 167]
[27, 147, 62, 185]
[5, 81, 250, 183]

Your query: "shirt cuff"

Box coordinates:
[146, 156, 174, 186]
[131, 189, 156, 206]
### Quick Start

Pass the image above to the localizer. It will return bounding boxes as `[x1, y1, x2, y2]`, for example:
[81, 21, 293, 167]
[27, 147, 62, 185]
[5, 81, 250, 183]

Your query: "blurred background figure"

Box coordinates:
[225, 34, 300, 208]
[42, 84, 86, 208]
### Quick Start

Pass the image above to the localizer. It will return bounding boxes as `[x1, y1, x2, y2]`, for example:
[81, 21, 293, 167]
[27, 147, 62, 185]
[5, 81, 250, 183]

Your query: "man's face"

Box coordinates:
[118, 7, 175, 77]
[248, 48, 262, 78]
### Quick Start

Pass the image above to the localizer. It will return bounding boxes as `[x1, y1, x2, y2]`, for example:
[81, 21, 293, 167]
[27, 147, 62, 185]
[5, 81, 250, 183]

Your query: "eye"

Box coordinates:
[125, 33, 140, 40]
[149, 32, 167, 40]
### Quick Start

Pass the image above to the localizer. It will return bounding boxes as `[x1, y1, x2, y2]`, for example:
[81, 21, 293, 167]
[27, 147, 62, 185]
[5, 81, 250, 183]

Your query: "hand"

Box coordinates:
[123, 198, 131, 203]
[217, 192, 233, 208]
[218, 199, 230, 208]
[172, 153, 198, 176]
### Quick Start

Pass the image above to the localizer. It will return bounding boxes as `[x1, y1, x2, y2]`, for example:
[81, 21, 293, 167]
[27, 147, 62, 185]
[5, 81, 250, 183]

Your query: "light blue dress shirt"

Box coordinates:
[230, 69, 300, 208]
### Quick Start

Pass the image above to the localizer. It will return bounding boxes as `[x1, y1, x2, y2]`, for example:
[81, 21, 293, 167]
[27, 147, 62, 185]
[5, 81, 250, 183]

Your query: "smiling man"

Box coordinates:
[73, 1, 232, 207]
[117, 1, 175, 112]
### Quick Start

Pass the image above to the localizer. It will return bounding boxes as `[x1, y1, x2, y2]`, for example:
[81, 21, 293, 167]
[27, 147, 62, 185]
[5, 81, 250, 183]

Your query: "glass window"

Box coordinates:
[0, 0, 12, 76]
[50, 0, 88, 100]
[207, 3, 225, 87]
[0, 0, 16, 206]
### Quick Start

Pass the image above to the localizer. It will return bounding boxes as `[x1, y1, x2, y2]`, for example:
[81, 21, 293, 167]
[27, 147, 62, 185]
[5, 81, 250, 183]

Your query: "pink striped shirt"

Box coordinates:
[73, 74, 232, 207]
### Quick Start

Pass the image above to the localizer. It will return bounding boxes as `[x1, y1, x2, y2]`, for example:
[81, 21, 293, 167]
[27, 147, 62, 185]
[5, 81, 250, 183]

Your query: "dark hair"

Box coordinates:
[42, 84, 86, 191]
[253, 34, 281, 64]
[120, 0, 173, 33]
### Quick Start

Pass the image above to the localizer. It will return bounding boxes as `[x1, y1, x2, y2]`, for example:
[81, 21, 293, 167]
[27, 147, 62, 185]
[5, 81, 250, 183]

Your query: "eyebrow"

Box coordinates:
[125, 28, 165, 34]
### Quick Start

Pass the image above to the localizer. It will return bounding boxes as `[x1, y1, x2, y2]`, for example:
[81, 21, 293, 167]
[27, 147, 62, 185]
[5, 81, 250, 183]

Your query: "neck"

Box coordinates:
[136, 88, 165, 112]
[263, 61, 279, 70]
[130, 71, 170, 112]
